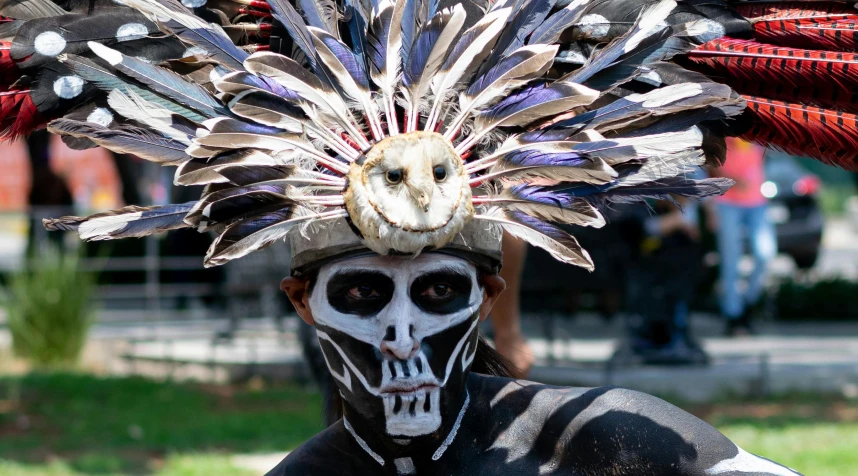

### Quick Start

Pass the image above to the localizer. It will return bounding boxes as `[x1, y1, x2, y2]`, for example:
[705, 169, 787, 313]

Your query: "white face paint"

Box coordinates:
[309, 253, 483, 437]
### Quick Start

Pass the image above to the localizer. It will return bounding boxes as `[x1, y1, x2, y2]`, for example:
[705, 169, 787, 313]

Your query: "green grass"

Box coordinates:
[686, 396, 858, 476]
[1, 373, 856, 475]
[0, 454, 255, 476]
[720, 423, 858, 476]
[0, 373, 323, 475]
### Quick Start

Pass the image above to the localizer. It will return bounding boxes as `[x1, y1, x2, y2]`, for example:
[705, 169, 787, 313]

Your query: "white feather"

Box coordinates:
[369, 0, 407, 135]
[623, 0, 677, 54]
[107, 89, 193, 144]
[425, 7, 510, 130]
[204, 209, 347, 266]
[78, 212, 144, 240]
[445, 44, 557, 139]
[475, 207, 594, 269]
[244, 52, 369, 149]
[401, 5, 466, 132]
[308, 26, 384, 140]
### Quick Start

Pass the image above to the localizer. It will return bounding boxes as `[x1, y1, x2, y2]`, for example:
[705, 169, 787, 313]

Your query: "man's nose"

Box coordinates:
[380, 324, 419, 360]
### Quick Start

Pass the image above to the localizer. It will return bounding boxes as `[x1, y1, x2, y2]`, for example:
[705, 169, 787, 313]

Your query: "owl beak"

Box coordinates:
[410, 184, 433, 212]
[416, 189, 432, 212]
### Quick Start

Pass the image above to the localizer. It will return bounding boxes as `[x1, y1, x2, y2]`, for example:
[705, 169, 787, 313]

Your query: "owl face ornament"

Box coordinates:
[344, 131, 475, 256]
[308, 253, 481, 439]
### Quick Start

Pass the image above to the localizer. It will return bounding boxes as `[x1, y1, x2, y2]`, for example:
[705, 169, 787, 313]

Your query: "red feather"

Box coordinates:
[734, 80, 858, 115]
[735, 2, 858, 23]
[753, 19, 858, 51]
[686, 38, 858, 111]
[1, 41, 20, 89]
[741, 96, 858, 170]
[0, 89, 43, 139]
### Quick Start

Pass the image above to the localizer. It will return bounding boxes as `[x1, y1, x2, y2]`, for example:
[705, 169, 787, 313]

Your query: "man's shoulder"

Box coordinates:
[475, 374, 686, 419]
[264, 422, 361, 476]
[472, 374, 640, 418]
[473, 376, 750, 474]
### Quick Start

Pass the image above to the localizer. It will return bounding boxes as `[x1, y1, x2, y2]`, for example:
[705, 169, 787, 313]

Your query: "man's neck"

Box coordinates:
[340, 376, 485, 471]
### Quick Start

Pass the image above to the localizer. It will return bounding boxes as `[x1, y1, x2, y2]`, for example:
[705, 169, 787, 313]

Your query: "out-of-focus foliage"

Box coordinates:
[4, 249, 94, 367]
[776, 278, 858, 321]
[0, 373, 322, 474]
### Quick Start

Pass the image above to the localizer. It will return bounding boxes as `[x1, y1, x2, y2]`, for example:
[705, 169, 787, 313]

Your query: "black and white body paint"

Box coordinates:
[272, 253, 803, 476]
[309, 254, 481, 439]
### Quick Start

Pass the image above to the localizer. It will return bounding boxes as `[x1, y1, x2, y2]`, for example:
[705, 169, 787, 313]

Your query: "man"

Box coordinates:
[267, 220, 799, 476]
[17, 0, 837, 473]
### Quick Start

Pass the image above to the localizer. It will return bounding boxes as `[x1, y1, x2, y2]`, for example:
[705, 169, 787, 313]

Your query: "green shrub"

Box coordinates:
[4, 249, 94, 367]
[775, 278, 858, 321]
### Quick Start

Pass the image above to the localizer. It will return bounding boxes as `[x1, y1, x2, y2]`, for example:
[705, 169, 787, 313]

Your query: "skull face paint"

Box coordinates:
[308, 253, 482, 438]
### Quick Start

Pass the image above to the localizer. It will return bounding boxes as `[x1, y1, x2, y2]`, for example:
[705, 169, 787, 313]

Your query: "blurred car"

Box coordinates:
[763, 153, 824, 269]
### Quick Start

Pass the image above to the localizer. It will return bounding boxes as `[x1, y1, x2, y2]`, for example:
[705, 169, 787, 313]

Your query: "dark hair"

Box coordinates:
[321, 333, 514, 426]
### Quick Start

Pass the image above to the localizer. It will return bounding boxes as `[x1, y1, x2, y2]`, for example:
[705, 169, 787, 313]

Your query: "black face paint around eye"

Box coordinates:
[310, 255, 483, 445]
[327, 270, 394, 316]
[410, 270, 473, 315]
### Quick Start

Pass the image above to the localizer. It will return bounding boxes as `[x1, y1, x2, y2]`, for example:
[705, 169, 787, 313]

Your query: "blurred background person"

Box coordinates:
[25, 130, 73, 257]
[490, 233, 534, 377]
[712, 138, 777, 337]
[616, 191, 708, 365]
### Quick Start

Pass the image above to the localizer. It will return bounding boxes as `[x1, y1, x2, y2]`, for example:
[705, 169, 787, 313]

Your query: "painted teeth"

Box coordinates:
[385, 389, 436, 415]
[382, 354, 431, 381]
[423, 391, 431, 412]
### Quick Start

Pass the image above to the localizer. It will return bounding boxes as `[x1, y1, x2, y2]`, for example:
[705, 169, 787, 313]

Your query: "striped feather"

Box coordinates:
[445, 44, 557, 139]
[88, 42, 226, 119]
[741, 96, 858, 170]
[476, 207, 594, 269]
[367, 0, 407, 134]
[44, 202, 196, 240]
[401, 5, 465, 132]
[174, 149, 282, 186]
[59, 54, 207, 123]
[48, 117, 190, 164]
[425, 7, 510, 130]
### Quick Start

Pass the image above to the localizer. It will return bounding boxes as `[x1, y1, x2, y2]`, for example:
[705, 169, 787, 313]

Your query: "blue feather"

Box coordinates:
[494, 208, 594, 269]
[480, 0, 557, 74]
[401, 0, 418, 66]
[516, 128, 580, 143]
[508, 184, 583, 208]
[548, 176, 733, 202]
[298, 0, 339, 35]
[319, 33, 370, 89]
[499, 149, 588, 168]
[346, 2, 369, 60]
[479, 82, 569, 126]
[529, 0, 588, 45]
[48, 119, 190, 165]
[44, 202, 196, 238]
[60, 54, 207, 122]
[163, 20, 248, 71]
[367, 4, 393, 80]
[90, 43, 227, 119]
[267, 0, 335, 87]
[402, 11, 447, 89]
[465, 50, 531, 99]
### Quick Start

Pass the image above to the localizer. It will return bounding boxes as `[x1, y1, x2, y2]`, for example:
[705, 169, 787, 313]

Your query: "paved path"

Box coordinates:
[21, 312, 847, 402]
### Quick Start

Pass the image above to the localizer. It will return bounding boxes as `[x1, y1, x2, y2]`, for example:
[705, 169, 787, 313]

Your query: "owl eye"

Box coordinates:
[386, 169, 403, 184]
[433, 165, 447, 182]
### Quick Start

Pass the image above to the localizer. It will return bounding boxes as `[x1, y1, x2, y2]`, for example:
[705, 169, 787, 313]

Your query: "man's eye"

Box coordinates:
[422, 284, 453, 299]
[348, 285, 379, 299]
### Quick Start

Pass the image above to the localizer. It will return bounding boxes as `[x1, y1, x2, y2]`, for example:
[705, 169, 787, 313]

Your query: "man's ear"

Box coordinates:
[281, 277, 315, 326]
[478, 274, 506, 322]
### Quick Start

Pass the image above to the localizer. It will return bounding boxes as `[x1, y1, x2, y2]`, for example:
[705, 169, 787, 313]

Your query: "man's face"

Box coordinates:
[308, 253, 482, 438]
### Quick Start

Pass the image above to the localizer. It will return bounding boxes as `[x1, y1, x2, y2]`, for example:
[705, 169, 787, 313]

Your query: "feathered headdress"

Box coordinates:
[1, 0, 855, 270]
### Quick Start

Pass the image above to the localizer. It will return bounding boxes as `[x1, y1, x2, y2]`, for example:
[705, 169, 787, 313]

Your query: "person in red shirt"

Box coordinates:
[712, 138, 777, 336]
